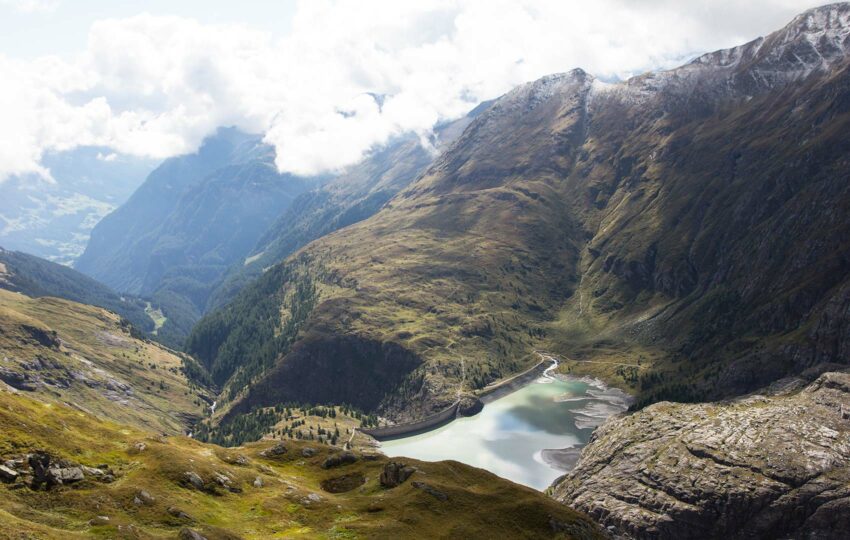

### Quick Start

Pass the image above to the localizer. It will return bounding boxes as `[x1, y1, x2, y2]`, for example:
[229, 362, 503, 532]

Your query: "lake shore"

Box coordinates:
[539, 374, 633, 471]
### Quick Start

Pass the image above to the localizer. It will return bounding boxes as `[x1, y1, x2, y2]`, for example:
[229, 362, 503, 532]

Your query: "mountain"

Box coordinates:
[552, 371, 850, 538]
[75, 127, 322, 348]
[0, 247, 153, 333]
[207, 113, 479, 311]
[187, 4, 850, 422]
[0, 147, 156, 265]
[0, 287, 208, 433]
[0, 384, 601, 539]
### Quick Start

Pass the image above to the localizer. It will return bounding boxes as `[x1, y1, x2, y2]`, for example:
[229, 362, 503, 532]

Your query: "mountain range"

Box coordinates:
[2, 3, 850, 539]
[0, 147, 155, 265]
[189, 3, 850, 424]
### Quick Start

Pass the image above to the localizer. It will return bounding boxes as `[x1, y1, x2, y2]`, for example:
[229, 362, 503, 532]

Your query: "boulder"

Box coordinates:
[213, 472, 231, 488]
[88, 516, 110, 526]
[178, 528, 208, 540]
[259, 442, 287, 458]
[379, 461, 416, 488]
[0, 465, 18, 483]
[219, 453, 248, 466]
[48, 466, 84, 484]
[133, 489, 155, 506]
[253, 476, 264, 488]
[128, 442, 146, 454]
[412, 481, 448, 501]
[28, 452, 52, 488]
[167, 506, 192, 520]
[321, 451, 357, 469]
[304, 493, 322, 505]
[301, 447, 317, 458]
[183, 471, 205, 490]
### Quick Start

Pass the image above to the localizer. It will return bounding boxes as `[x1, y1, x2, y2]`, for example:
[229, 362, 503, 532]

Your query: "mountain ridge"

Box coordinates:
[188, 3, 850, 422]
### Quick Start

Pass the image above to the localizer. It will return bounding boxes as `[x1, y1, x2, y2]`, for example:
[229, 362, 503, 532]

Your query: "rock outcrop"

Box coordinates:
[552, 371, 850, 539]
[321, 451, 358, 469]
[0, 451, 115, 490]
[380, 461, 416, 488]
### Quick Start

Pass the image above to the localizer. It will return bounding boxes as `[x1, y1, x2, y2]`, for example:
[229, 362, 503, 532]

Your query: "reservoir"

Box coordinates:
[380, 374, 631, 490]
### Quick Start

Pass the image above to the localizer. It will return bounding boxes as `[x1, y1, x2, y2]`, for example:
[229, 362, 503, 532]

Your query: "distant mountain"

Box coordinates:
[77, 110, 480, 349]
[75, 127, 322, 348]
[0, 247, 152, 333]
[207, 112, 480, 310]
[188, 4, 850, 421]
[0, 147, 156, 265]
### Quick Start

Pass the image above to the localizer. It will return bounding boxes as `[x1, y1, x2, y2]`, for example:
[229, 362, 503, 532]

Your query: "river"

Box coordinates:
[380, 373, 632, 490]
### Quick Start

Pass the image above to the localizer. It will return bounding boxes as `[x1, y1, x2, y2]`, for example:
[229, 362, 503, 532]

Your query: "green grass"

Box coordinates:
[0, 389, 602, 540]
[0, 289, 209, 435]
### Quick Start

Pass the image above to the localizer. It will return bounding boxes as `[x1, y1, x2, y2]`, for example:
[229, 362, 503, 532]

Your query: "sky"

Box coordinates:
[0, 0, 826, 182]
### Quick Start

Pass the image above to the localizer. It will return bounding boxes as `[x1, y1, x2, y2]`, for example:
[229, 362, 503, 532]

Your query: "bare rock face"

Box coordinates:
[259, 442, 287, 458]
[321, 451, 358, 469]
[457, 395, 483, 417]
[380, 461, 416, 488]
[552, 372, 850, 539]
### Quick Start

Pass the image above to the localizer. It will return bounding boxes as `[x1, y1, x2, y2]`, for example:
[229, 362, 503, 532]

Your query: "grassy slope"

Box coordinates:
[0, 289, 208, 434]
[0, 248, 154, 333]
[0, 388, 601, 540]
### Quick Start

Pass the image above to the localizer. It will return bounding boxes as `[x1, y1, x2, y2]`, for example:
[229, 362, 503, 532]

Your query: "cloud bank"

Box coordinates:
[0, 0, 823, 180]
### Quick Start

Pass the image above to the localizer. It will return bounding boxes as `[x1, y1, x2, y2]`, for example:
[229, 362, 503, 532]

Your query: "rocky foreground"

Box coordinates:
[552, 372, 850, 539]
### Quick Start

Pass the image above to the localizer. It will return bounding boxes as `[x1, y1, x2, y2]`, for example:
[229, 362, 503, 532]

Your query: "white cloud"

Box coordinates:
[0, 0, 824, 181]
[0, 0, 60, 13]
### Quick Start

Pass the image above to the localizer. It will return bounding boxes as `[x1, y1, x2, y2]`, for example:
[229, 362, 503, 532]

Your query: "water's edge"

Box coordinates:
[377, 358, 634, 490]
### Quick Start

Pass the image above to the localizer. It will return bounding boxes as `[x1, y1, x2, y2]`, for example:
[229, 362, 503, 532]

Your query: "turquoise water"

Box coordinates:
[381, 376, 630, 490]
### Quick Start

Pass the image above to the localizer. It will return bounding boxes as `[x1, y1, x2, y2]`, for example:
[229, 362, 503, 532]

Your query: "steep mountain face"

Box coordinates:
[0, 288, 208, 434]
[0, 247, 152, 333]
[552, 371, 850, 539]
[0, 147, 156, 265]
[76, 128, 319, 347]
[207, 113, 477, 311]
[189, 4, 850, 421]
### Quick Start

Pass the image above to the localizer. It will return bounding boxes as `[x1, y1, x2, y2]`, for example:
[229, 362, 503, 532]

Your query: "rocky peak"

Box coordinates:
[482, 68, 593, 121]
[737, 2, 850, 78]
[607, 3, 850, 104]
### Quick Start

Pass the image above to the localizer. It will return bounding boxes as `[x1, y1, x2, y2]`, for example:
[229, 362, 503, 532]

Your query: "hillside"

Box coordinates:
[0, 386, 601, 539]
[188, 4, 850, 421]
[207, 114, 478, 311]
[0, 247, 153, 334]
[0, 288, 208, 434]
[75, 128, 321, 348]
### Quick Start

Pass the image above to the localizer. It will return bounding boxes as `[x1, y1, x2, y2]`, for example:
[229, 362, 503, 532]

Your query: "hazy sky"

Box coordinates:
[0, 0, 826, 182]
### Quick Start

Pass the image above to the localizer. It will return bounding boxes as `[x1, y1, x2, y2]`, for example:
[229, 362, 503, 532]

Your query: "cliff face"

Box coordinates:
[552, 371, 850, 539]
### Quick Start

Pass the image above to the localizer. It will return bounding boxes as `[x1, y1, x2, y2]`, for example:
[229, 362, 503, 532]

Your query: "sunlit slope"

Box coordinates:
[0, 289, 208, 434]
[0, 388, 601, 539]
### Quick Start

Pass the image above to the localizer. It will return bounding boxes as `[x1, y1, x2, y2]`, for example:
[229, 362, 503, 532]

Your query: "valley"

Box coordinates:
[189, 3, 850, 431]
[2, 2, 850, 538]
